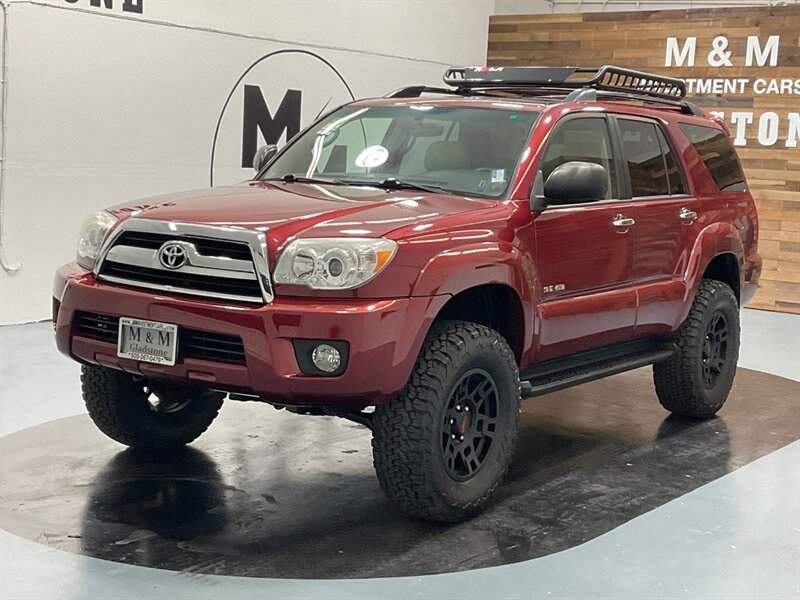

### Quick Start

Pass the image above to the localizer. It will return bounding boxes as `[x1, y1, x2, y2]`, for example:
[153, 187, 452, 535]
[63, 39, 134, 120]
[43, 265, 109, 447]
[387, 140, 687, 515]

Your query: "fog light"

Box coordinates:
[312, 344, 342, 373]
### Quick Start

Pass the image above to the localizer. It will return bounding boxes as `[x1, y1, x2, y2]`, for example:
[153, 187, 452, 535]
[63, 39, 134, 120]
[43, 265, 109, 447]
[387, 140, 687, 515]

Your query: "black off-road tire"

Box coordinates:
[372, 320, 521, 522]
[654, 279, 740, 419]
[81, 365, 223, 450]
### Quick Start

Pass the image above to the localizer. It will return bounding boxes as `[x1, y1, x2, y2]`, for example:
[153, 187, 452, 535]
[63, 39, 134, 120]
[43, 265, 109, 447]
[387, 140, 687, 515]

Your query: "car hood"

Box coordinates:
[108, 181, 495, 251]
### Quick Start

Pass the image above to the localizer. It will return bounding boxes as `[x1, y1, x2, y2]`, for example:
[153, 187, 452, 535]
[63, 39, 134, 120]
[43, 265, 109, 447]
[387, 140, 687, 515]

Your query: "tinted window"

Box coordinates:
[539, 117, 616, 199]
[395, 119, 453, 175]
[679, 123, 746, 192]
[618, 119, 670, 197]
[656, 127, 686, 195]
[263, 105, 539, 199]
[316, 116, 392, 175]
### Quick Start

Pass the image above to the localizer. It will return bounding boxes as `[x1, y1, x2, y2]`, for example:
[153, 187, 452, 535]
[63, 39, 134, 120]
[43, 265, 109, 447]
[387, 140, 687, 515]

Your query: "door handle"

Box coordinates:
[612, 215, 636, 228]
[679, 207, 698, 222]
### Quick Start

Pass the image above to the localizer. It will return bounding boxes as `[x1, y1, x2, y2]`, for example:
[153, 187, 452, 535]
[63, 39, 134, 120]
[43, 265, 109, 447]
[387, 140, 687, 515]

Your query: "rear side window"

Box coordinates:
[618, 119, 670, 197]
[656, 127, 686, 195]
[617, 118, 686, 197]
[679, 123, 746, 192]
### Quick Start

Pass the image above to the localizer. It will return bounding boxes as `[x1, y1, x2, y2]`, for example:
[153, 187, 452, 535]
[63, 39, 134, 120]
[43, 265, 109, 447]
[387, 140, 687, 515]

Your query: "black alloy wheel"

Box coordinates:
[441, 369, 499, 481]
[702, 312, 729, 389]
[143, 382, 197, 424]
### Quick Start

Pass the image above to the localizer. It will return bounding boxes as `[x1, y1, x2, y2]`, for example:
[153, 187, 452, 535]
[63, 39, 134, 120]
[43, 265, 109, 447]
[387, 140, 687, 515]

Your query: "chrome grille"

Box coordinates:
[94, 219, 273, 304]
[100, 262, 264, 298]
[112, 231, 254, 261]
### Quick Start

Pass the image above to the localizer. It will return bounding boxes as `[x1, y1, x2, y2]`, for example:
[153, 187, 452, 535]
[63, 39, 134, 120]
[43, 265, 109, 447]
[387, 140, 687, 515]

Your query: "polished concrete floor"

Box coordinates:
[0, 308, 798, 598]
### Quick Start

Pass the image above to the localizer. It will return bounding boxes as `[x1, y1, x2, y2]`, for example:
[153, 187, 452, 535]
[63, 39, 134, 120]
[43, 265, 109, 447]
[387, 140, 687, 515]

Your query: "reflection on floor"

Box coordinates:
[0, 309, 798, 598]
[1, 367, 798, 579]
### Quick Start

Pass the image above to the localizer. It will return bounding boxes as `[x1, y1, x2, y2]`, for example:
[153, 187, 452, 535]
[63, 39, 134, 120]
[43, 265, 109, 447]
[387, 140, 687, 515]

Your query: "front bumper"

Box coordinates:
[54, 263, 448, 406]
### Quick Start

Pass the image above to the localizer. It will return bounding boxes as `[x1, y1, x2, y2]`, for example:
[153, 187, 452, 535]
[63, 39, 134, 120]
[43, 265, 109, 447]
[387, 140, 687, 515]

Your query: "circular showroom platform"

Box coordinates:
[1, 366, 798, 579]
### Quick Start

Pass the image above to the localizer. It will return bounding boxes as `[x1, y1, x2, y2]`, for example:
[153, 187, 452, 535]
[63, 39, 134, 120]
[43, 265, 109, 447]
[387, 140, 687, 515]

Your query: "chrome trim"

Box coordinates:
[99, 274, 265, 304]
[94, 218, 274, 303]
[612, 215, 636, 228]
[543, 195, 688, 210]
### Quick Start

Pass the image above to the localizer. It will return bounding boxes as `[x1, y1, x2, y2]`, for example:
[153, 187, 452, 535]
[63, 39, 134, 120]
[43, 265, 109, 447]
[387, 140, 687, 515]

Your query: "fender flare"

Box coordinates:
[410, 241, 537, 362]
[677, 222, 744, 325]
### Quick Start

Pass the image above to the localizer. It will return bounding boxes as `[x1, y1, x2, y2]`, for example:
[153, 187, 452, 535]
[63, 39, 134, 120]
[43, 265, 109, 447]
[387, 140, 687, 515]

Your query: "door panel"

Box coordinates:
[613, 116, 702, 336]
[632, 197, 702, 335]
[533, 202, 637, 361]
[531, 115, 636, 362]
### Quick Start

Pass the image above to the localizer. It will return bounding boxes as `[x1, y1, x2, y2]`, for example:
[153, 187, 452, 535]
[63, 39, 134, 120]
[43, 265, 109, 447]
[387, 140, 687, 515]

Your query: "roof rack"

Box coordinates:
[445, 65, 686, 100]
[386, 65, 703, 117]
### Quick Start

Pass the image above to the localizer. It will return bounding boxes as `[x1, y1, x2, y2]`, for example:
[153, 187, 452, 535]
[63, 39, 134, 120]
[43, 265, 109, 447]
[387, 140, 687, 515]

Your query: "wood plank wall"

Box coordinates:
[488, 6, 800, 313]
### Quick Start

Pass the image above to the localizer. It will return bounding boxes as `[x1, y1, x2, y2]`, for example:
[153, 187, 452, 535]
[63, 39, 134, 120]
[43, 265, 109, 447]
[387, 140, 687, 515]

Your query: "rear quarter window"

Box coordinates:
[678, 123, 746, 192]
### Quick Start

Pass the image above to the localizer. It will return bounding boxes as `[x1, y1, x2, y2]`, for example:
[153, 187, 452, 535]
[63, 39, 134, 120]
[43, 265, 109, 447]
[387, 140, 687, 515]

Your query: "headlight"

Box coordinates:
[273, 238, 397, 290]
[76, 211, 117, 270]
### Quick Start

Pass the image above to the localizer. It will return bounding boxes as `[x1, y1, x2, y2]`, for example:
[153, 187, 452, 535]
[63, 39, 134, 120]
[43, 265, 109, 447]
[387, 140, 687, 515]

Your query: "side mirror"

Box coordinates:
[253, 144, 278, 172]
[537, 161, 608, 208]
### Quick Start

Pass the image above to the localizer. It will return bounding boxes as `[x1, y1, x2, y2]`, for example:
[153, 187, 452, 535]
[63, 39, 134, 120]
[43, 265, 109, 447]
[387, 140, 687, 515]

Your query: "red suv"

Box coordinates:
[54, 66, 761, 521]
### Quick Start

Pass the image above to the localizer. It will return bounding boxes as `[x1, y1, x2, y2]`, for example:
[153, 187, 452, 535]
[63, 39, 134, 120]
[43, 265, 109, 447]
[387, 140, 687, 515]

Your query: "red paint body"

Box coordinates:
[54, 98, 761, 406]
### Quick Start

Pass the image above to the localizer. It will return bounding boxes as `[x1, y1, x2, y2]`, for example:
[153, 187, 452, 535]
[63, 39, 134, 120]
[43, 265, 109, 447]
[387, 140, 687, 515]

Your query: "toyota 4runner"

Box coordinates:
[54, 66, 761, 521]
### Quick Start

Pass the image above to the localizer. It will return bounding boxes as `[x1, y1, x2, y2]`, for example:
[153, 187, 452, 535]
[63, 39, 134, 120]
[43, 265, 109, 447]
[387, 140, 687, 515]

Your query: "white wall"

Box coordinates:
[0, 0, 494, 324]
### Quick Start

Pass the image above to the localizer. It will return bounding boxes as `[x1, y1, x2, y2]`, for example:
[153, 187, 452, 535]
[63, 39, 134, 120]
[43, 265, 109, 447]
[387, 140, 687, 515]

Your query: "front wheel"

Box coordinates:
[654, 279, 740, 419]
[372, 321, 521, 522]
[81, 366, 224, 450]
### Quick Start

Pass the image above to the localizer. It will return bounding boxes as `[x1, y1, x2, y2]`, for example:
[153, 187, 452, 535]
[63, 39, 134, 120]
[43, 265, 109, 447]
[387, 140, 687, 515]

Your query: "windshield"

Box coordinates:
[261, 104, 539, 198]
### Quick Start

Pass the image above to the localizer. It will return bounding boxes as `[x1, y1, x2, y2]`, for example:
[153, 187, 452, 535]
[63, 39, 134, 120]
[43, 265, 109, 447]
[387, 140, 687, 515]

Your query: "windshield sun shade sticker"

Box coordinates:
[355, 145, 389, 169]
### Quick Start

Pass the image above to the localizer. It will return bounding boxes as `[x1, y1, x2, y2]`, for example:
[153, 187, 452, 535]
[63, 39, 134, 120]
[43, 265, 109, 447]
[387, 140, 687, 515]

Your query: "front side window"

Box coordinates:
[261, 105, 539, 198]
[679, 123, 746, 192]
[538, 117, 617, 199]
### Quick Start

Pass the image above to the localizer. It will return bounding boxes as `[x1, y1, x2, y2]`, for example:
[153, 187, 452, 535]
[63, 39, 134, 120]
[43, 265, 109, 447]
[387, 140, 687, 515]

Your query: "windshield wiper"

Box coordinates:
[349, 177, 453, 195]
[265, 174, 346, 186]
[269, 174, 454, 195]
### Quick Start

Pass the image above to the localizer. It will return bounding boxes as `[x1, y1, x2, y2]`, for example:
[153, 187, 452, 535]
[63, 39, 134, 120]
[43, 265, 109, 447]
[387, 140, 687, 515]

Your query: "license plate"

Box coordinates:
[117, 317, 178, 366]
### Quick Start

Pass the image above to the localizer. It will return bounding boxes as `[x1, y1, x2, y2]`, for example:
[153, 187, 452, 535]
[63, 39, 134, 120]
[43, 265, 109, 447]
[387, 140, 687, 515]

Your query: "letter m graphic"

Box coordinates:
[241, 85, 301, 168]
[665, 37, 697, 67]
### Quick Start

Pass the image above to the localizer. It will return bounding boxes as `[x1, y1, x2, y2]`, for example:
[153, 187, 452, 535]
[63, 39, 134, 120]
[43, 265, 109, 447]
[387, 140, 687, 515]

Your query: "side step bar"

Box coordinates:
[520, 342, 674, 399]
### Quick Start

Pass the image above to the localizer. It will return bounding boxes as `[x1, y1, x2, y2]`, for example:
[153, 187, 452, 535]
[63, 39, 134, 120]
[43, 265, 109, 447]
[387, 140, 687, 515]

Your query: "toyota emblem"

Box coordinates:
[158, 242, 188, 270]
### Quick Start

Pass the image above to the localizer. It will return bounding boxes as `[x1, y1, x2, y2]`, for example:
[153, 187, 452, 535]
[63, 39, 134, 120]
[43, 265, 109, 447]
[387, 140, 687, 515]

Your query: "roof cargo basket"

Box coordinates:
[386, 65, 702, 116]
[443, 65, 687, 101]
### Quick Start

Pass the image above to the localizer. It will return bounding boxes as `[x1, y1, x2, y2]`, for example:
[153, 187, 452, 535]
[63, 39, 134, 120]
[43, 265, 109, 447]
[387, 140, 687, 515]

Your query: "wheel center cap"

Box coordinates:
[458, 415, 469, 434]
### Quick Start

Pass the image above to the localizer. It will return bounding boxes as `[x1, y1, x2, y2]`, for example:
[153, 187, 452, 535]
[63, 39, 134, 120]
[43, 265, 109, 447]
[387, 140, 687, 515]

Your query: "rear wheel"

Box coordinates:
[372, 321, 521, 522]
[654, 279, 740, 419]
[81, 365, 223, 450]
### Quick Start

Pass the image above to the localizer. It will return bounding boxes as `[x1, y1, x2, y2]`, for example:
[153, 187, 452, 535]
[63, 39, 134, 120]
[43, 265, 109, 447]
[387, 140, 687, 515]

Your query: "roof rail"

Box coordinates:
[385, 85, 454, 98]
[564, 88, 704, 117]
